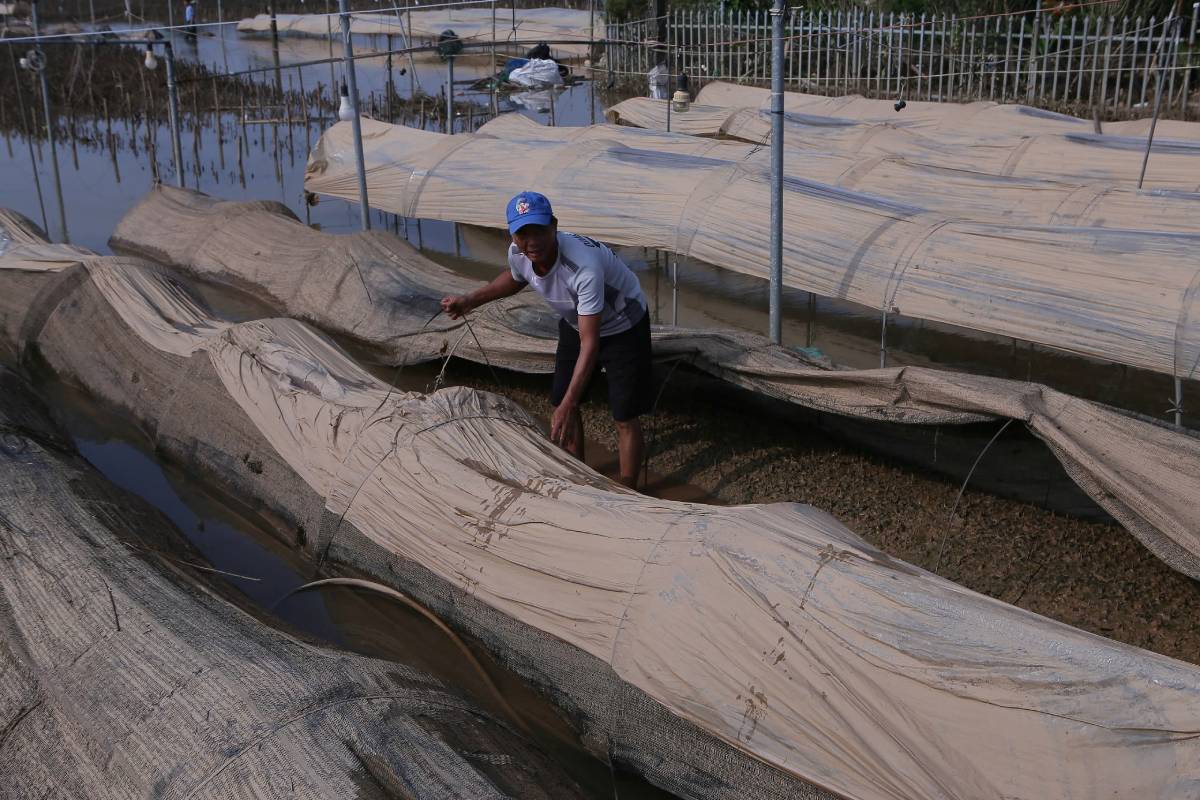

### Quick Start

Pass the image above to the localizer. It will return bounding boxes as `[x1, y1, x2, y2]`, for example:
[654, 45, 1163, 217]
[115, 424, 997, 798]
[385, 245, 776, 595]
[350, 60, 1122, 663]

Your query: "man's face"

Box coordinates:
[512, 222, 557, 266]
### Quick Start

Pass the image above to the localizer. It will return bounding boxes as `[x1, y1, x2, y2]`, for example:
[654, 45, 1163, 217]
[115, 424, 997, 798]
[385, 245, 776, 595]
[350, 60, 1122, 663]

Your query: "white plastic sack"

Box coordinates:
[508, 58, 563, 88]
[648, 63, 669, 99]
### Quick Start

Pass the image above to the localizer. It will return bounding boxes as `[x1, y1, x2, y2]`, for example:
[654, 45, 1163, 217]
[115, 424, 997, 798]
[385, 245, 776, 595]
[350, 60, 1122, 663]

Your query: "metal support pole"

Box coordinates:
[1139, 5, 1183, 188]
[671, 257, 678, 326]
[879, 311, 889, 367]
[446, 55, 455, 133]
[163, 42, 185, 188]
[768, 0, 784, 344]
[29, 0, 68, 243]
[1175, 376, 1184, 428]
[338, 0, 371, 231]
[490, 0, 498, 116]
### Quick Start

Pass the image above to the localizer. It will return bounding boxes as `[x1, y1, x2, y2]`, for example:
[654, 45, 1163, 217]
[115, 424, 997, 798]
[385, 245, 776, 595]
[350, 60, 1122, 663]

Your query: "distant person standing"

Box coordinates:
[183, 0, 197, 39]
[440, 192, 653, 490]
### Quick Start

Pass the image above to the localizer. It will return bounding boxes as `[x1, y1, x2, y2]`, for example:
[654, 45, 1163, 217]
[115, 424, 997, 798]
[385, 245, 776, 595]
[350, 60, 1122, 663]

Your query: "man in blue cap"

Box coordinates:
[441, 192, 652, 490]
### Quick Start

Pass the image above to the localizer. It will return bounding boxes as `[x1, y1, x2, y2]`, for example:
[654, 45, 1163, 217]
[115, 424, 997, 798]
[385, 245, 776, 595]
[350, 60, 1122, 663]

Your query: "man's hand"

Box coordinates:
[440, 295, 473, 320]
[550, 402, 580, 450]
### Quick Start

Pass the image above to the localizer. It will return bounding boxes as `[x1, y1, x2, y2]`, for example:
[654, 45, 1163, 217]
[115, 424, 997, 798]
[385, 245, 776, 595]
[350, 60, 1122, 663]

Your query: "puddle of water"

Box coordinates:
[33, 372, 677, 800]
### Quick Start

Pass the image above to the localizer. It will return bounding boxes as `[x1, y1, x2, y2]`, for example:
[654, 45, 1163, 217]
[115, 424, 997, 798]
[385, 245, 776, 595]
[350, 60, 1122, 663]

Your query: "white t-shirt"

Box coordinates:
[508, 232, 647, 337]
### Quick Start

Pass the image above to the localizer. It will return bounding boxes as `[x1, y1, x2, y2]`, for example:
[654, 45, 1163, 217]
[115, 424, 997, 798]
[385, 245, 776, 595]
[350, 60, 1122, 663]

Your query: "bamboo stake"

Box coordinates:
[1052, 16, 1064, 100]
[938, 13, 947, 101]
[1100, 16, 1115, 111]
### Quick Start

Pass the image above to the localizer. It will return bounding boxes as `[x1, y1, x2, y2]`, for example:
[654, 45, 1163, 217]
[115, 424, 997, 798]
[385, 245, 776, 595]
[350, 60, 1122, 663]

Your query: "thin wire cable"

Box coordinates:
[933, 418, 1014, 574]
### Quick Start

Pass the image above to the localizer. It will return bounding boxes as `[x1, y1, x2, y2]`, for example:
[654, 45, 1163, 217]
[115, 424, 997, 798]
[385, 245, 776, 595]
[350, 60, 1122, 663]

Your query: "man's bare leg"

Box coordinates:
[615, 418, 644, 490]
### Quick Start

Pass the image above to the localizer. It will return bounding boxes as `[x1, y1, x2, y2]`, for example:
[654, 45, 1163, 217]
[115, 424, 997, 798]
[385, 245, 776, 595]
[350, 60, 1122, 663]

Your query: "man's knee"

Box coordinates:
[614, 418, 643, 437]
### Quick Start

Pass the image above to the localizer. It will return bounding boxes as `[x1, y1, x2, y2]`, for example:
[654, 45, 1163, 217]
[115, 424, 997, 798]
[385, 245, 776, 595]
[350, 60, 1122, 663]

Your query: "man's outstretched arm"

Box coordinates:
[441, 271, 526, 319]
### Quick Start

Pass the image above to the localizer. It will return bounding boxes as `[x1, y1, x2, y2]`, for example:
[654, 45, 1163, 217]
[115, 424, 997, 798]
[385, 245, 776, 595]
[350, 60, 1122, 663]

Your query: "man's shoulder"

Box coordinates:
[557, 232, 610, 275]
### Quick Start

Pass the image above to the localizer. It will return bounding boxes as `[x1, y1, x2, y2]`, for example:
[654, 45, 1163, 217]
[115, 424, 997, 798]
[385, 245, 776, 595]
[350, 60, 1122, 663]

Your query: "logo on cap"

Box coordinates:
[515, 199, 530, 215]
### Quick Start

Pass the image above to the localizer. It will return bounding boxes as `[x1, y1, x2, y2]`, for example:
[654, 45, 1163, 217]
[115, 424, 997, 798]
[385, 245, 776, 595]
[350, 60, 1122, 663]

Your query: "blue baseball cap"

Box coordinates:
[506, 191, 554, 234]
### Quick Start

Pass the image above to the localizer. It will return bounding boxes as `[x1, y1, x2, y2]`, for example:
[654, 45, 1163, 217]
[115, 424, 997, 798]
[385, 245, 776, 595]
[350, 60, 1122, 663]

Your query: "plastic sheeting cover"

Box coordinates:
[2, 248, 1200, 799]
[0, 368, 587, 800]
[605, 98, 1200, 190]
[694, 81, 1200, 140]
[478, 113, 1200, 232]
[109, 189, 1200, 585]
[0, 209, 96, 271]
[304, 118, 1200, 381]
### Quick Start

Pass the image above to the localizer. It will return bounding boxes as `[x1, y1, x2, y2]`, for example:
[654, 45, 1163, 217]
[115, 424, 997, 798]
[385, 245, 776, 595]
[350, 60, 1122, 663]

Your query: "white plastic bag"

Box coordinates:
[647, 63, 669, 99]
[508, 59, 563, 88]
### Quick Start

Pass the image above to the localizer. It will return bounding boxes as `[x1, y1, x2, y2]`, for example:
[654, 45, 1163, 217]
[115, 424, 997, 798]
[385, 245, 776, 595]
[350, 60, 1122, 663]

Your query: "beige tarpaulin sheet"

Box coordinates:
[605, 97, 1200, 190]
[0, 367, 585, 799]
[0, 208, 94, 271]
[479, 113, 1200, 232]
[2, 238, 1199, 799]
[694, 81, 1200, 140]
[237, 7, 599, 59]
[109, 188, 1200, 583]
[304, 118, 1200, 381]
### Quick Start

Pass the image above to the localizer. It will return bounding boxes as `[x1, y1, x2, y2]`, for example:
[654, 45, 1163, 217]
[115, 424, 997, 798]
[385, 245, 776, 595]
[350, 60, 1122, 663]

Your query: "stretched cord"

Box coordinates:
[641, 353, 697, 490]
[319, 309, 505, 570]
[932, 418, 1014, 574]
[274, 577, 532, 737]
[316, 308, 444, 572]
[431, 310, 504, 392]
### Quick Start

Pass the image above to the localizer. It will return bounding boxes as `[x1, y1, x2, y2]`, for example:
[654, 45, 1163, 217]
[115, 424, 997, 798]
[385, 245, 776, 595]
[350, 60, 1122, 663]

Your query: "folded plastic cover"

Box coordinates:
[0, 209, 96, 271]
[3, 246, 1199, 800]
[109, 188, 1200, 585]
[304, 118, 1200, 382]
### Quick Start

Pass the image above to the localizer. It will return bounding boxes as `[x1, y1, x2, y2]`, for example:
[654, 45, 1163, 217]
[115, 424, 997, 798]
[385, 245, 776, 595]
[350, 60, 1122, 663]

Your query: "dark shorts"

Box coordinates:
[552, 310, 653, 422]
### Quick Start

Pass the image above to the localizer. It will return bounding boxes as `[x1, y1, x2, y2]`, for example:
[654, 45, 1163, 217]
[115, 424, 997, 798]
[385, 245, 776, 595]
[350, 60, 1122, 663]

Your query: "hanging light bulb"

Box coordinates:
[143, 48, 158, 70]
[337, 82, 354, 121]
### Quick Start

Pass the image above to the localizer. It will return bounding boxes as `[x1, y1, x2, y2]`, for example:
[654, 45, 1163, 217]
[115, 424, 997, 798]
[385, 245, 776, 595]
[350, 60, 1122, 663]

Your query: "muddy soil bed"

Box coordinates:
[419, 358, 1200, 665]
